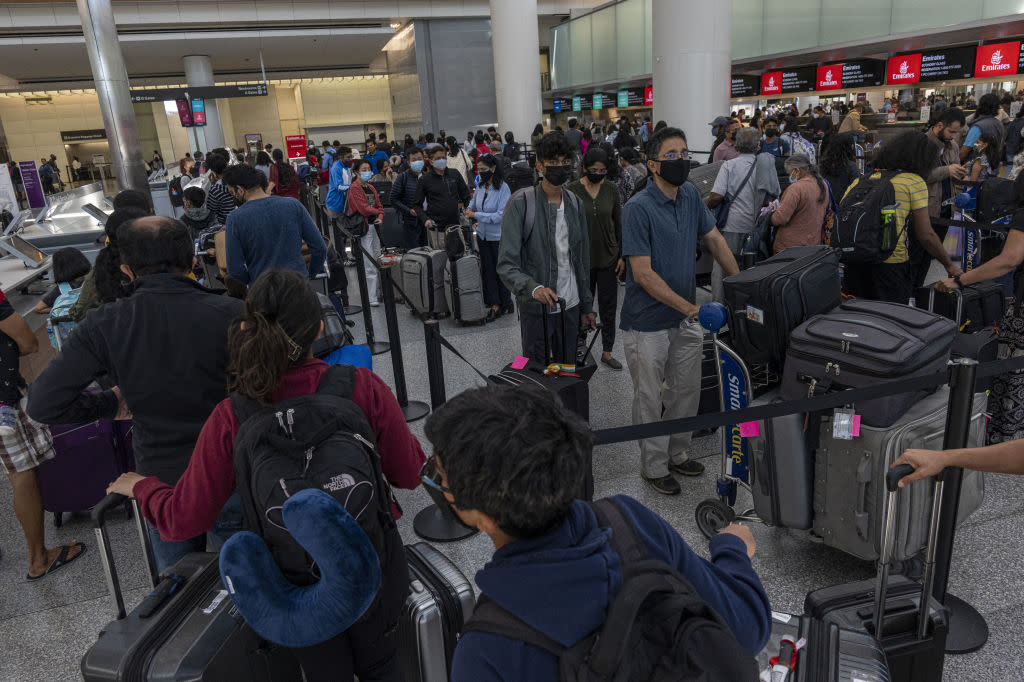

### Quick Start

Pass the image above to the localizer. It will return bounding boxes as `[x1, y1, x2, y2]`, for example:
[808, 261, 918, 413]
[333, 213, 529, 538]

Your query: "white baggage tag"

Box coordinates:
[832, 408, 856, 440]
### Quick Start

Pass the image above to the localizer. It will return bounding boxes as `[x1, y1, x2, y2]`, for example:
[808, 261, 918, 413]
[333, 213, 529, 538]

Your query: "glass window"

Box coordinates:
[570, 15, 594, 88]
[762, 0, 819, 54]
[891, 0, 979, 32]
[616, 0, 648, 80]
[732, 0, 765, 59]
[821, 0, 892, 45]
[551, 23, 571, 90]
[590, 5, 616, 83]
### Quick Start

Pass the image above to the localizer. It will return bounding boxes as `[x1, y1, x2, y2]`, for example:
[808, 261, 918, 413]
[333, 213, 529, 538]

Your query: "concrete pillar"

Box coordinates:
[75, 0, 150, 194]
[490, 0, 542, 142]
[651, 0, 731, 161]
[183, 55, 226, 151]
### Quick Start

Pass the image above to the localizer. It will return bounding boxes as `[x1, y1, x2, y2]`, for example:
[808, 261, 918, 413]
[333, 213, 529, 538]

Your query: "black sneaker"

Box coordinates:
[642, 473, 681, 495]
[600, 355, 623, 370]
[668, 460, 705, 477]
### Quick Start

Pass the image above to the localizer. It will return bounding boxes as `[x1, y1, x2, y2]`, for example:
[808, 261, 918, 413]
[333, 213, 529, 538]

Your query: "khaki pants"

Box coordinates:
[622, 320, 704, 478]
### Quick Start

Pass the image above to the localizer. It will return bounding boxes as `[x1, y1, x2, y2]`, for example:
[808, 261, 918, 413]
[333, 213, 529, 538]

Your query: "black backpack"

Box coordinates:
[976, 176, 1016, 222]
[463, 498, 759, 682]
[168, 175, 185, 207]
[830, 171, 902, 264]
[231, 365, 397, 586]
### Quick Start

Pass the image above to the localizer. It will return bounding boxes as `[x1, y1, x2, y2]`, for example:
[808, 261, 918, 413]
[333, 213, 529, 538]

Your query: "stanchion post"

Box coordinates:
[423, 319, 446, 408]
[349, 230, 389, 356]
[380, 265, 429, 422]
[929, 358, 988, 655]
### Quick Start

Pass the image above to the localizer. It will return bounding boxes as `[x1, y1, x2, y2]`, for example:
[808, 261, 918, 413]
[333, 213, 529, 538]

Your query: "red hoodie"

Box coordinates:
[134, 359, 425, 541]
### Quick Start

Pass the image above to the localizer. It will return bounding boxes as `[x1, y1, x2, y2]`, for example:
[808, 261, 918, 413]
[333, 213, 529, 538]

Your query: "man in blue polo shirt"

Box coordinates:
[363, 139, 389, 175]
[620, 126, 739, 495]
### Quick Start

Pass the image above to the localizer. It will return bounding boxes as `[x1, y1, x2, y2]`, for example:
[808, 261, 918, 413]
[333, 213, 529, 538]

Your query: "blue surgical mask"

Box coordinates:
[433, 158, 448, 171]
[789, 173, 799, 184]
[410, 160, 424, 172]
[360, 171, 373, 181]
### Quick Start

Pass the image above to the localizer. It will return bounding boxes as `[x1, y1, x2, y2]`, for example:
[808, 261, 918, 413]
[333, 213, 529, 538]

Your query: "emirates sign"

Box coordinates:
[887, 53, 922, 84]
[816, 64, 843, 90]
[760, 71, 782, 96]
[974, 42, 1020, 78]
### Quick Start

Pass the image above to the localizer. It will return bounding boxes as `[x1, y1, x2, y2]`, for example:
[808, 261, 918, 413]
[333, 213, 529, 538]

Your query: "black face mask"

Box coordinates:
[543, 165, 570, 186]
[656, 159, 690, 187]
[765, 128, 779, 137]
[585, 171, 606, 184]
[479, 171, 494, 184]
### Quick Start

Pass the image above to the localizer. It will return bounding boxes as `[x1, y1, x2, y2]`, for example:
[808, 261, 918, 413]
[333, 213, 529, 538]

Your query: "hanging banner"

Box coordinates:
[191, 98, 206, 126]
[975, 41, 1020, 78]
[18, 162, 46, 209]
[760, 71, 783, 96]
[176, 99, 194, 127]
[286, 135, 308, 159]
[816, 64, 844, 91]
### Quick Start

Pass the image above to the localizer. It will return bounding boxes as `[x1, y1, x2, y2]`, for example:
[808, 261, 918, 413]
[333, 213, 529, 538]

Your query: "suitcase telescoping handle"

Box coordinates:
[873, 463, 924, 640]
[93, 492, 160, 620]
[927, 285, 966, 327]
[539, 297, 569, 364]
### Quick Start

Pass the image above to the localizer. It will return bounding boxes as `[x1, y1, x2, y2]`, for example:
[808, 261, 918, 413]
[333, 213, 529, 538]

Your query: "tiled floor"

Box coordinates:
[1, 275, 1022, 680]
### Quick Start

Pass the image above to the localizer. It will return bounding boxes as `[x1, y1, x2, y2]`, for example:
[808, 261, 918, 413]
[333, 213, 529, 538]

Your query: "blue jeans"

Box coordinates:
[147, 493, 243, 573]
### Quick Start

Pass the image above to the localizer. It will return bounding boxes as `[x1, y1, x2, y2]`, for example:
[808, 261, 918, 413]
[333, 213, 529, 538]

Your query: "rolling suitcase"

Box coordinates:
[444, 226, 487, 324]
[378, 207, 404, 249]
[746, 391, 815, 530]
[401, 247, 449, 316]
[812, 386, 986, 562]
[805, 462, 951, 681]
[782, 300, 956, 427]
[81, 495, 302, 681]
[723, 245, 841, 366]
[758, 611, 889, 681]
[399, 542, 476, 682]
[427, 225, 448, 251]
[37, 418, 133, 528]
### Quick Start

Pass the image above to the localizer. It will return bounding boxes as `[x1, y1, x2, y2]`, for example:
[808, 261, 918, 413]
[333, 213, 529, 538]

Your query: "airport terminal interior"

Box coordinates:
[4, 0, 1024, 680]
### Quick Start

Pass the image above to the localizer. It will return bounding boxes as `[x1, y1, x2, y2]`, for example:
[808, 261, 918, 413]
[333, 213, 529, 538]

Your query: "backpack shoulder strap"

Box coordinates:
[316, 364, 356, 401]
[590, 498, 648, 565]
[462, 595, 565, 657]
[517, 186, 537, 244]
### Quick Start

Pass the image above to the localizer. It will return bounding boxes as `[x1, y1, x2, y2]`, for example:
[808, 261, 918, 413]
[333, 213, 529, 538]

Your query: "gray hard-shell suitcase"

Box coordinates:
[782, 300, 956, 427]
[812, 386, 986, 562]
[399, 542, 476, 682]
[444, 226, 487, 324]
[747, 390, 815, 530]
[758, 611, 889, 681]
[81, 495, 301, 682]
[401, 247, 449, 316]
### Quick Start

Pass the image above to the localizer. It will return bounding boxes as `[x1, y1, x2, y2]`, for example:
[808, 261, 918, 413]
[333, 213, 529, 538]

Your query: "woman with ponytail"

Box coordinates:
[269, 148, 300, 201]
[769, 154, 829, 254]
[106, 269, 426, 681]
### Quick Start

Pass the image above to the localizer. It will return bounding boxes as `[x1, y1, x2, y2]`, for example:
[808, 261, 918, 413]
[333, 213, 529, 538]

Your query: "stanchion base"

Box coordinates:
[413, 505, 477, 542]
[944, 593, 989, 655]
[344, 305, 362, 316]
[401, 400, 430, 423]
[367, 341, 390, 356]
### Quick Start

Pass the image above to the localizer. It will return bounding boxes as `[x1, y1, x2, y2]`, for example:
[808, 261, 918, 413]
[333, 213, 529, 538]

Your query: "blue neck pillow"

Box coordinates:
[218, 488, 382, 648]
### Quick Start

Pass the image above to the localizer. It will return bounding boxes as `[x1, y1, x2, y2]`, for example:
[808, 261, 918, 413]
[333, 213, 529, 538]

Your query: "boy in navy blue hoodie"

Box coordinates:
[423, 384, 772, 681]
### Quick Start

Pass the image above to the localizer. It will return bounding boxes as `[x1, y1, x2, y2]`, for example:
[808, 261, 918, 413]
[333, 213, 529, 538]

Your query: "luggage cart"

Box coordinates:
[693, 302, 762, 538]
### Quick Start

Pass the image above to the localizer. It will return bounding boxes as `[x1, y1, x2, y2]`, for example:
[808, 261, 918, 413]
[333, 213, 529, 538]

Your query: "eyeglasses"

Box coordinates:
[419, 456, 454, 497]
[544, 160, 574, 168]
[660, 151, 691, 161]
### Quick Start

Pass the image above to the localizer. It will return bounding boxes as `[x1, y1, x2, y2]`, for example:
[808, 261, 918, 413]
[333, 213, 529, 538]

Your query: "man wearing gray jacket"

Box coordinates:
[498, 132, 595, 364]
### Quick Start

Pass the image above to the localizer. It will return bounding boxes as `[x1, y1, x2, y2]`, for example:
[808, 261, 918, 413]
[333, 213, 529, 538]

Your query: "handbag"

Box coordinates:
[713, 156, 757, 228]
[336, 186, 369, 239]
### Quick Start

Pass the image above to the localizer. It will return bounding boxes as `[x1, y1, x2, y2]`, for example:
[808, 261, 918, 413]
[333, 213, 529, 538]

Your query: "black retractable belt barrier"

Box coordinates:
[422, 319, 446, 409]
[379, 265, 429, 423]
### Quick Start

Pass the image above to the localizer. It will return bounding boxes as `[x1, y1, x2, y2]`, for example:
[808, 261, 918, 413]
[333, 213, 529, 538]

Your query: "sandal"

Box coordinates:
[26, 542, 87, 582]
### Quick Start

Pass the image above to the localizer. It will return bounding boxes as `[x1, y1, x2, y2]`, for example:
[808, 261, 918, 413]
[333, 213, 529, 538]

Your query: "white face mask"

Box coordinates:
[812, 113, 820, 119]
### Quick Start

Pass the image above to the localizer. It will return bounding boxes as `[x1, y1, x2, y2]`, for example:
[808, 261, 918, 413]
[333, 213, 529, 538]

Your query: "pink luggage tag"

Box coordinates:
[738, 421, 760, 438]
[510, 356, 529, 370]
[850, 414, 861, 437]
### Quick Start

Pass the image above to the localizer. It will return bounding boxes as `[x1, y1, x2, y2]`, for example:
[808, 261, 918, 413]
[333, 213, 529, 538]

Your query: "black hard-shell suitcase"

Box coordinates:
[804, 465, 949, 681]
[915, 281, 1005, 333]
[399, 542, 476, 682]
[746, 391, 815, 529]
[724, 245, 841, 366]
[81, 495, 301, 681]
[781, 300, 956, 427]
[758, 611, 889, 681]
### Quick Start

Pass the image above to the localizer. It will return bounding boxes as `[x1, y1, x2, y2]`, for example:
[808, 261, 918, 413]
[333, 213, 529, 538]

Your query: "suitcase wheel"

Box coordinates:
[695, 498, 736, 539]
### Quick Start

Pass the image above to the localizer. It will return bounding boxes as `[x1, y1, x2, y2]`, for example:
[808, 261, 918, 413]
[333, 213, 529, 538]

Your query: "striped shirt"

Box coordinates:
[842, 172, 928, 264]
[205, 181, 237, 226]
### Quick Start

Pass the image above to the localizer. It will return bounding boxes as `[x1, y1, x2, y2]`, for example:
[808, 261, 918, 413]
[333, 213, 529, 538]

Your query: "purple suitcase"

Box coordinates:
[36, 419, 134, 527]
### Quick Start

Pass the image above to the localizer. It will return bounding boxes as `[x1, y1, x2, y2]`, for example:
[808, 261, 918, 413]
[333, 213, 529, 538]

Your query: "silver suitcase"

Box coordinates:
[747, 391, 815, 530]
[401, 247, 448, 316]
[399, 542, 475, 682]
[813, 386, 986, 561]
[445, 253, 487, 324]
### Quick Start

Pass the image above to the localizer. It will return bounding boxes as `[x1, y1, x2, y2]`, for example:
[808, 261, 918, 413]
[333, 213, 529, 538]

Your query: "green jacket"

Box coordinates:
[497, 184, 593, 315]
[68, 269, 98, 323]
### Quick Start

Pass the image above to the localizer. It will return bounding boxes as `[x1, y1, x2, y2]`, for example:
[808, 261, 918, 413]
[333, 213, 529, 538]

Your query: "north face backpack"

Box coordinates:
[231, 365, 397, 586]
[830, 171, 902, 264]
[463, 498, 759, 682]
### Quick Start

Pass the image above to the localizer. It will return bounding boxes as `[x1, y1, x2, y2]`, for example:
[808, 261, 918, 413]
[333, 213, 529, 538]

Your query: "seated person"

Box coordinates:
[32, 247, 91, 316]
[422, 383, 772, 681]
[107, 269, 426, 682]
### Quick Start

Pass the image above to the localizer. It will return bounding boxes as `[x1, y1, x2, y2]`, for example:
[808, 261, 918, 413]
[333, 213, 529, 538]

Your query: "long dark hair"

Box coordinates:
[532, 124, 544, 138]
[819, 132, 858, 178]
[477, 154, 504, 189]
[94, 207, 147, 302]
[875, 131, 940, 180]
[227, 270, 323, 403]
[271, 148, 296, 187]
[975, 133, 1003, 172]
[255, 151, 272, 167]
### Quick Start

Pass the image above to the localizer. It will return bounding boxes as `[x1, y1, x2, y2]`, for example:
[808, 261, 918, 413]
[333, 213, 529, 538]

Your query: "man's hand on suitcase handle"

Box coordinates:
[717, 523, 756, 559]
[107, 472, 146, 498]
[532, 286, 559, 309]
[890, 450, 951, 487]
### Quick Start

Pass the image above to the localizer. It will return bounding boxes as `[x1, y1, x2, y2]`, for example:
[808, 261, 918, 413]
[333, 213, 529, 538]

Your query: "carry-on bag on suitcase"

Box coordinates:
[812, 386, 986, 562]
[723, 244, 841, 366]
[37, 417, 134, 528]
[427, 225, 448, 251]
[746, 390, 815, 530]
[81, 494, 302, 682]
[378, 207, 404, 249]
[399, 542, 475, 682]
[758, 611, 889, 681]
[781, 300, 956, 427]
[805, 463, 951, 681]
[401, 247, 449, 316]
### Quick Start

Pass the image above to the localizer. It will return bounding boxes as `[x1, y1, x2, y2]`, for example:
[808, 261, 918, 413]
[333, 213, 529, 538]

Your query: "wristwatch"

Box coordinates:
[953, 274, 963, 289]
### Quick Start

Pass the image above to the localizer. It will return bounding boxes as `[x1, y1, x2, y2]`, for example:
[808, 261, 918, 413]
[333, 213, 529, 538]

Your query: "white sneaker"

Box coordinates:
[370, 301, 380, 307]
